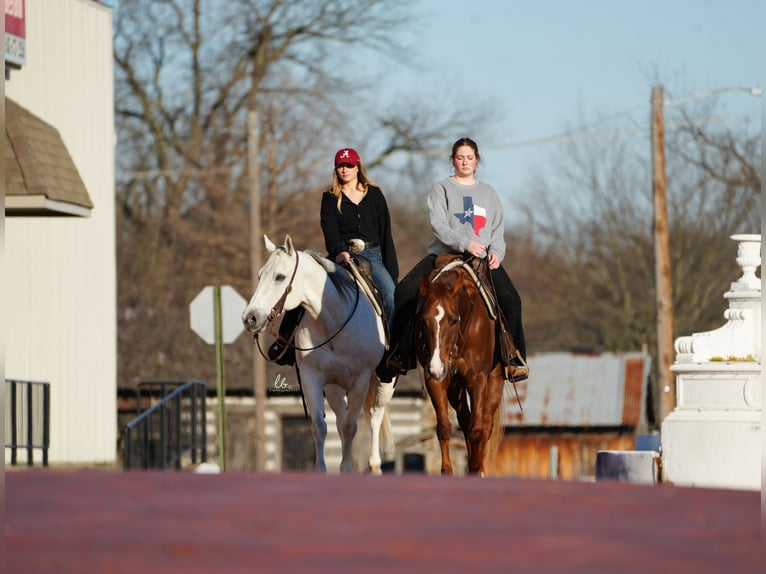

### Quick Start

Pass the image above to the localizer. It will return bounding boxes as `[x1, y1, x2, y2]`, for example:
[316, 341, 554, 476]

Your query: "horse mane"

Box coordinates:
[304, 249, 357, 299]
[421, 260, 479, 298]
[422, 256, 496, 320]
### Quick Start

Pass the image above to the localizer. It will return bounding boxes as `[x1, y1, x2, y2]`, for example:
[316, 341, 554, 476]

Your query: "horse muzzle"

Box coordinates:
[241, 310, 267, 334]
[427, 357, 448, 382]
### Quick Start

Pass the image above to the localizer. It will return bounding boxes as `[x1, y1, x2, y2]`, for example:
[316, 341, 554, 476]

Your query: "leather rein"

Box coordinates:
[254, 250, 362, 359]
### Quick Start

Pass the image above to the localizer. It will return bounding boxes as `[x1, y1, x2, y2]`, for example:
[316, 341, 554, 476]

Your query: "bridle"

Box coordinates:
[423, 263, 483, 379]
[254, 250, 362, 359]
[265, 248, 300, 325]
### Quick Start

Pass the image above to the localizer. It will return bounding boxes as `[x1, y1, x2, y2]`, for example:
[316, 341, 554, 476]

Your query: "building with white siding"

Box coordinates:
[5, 0, 116, 465]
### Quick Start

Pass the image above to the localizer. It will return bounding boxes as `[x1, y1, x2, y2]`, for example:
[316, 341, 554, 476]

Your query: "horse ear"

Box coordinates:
[284, 235, 294, 255]
[264, 235, 277, 253]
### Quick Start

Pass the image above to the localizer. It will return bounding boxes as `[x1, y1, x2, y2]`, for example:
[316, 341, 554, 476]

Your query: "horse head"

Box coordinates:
[417, 270, 466, 382]
[241, 234, 301, 334]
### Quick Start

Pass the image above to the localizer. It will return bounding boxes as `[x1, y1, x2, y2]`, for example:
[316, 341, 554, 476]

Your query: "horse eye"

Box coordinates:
[275, 273, 286, 282]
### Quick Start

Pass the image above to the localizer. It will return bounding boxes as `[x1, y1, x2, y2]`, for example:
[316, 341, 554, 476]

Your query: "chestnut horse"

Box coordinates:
[416, 254, 504, 475]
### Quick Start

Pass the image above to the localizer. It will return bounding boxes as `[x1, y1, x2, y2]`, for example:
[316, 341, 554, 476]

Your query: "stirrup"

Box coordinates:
[504, 351, 529, 382]
[504, 364, 529, 382]
[385, 354, 407, 374]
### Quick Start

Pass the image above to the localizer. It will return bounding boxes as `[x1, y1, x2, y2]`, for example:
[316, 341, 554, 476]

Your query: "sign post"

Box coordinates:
[190, 285, 246, 471]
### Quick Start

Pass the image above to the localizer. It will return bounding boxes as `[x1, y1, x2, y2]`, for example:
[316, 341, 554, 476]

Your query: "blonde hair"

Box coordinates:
[329, 163, 379, 212]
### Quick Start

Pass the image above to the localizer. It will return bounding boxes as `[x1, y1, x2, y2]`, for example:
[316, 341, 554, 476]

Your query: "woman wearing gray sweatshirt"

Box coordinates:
[378, 137, 527, 383]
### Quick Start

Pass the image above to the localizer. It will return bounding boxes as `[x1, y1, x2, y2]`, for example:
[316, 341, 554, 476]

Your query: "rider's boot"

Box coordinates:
[503, 350, 529, 382]
[267, 308, 302, 366]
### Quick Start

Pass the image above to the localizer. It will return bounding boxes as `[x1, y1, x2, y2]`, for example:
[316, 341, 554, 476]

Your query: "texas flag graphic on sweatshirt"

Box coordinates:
[454, 196, 487, 236]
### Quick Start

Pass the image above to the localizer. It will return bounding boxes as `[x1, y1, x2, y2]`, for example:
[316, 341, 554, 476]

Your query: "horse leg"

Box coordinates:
[426, 378, 453, 475]
[464, 374, 506, 476]
[302, 380, 329, 473]
[368, 379, 394, 475]
[324, 383, 347, 430]
[335, 378, 368, 474]
[448, 383, 473, 465]
[324, 383, 355, 473]
[465, 378, 490, 475]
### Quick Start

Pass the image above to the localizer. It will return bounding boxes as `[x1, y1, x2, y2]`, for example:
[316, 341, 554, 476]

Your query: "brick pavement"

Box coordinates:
[4, 470, 760, 573]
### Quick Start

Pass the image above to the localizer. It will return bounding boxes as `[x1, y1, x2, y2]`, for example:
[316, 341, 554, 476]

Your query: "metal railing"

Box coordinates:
[5, 379, 51, 466]
[123, 380, 208, 470]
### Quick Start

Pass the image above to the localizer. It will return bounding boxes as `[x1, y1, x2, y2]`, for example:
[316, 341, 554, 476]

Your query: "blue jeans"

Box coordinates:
[358, 246, 396, 326]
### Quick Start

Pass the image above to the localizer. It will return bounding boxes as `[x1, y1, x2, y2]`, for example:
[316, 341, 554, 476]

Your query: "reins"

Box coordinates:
[267, 247, 300, 324]
[253, 252, 363, 359]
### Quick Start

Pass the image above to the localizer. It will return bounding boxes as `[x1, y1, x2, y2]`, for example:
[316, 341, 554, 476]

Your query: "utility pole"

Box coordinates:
[651, 86, 676, 422]
[248, 109, 267, 471]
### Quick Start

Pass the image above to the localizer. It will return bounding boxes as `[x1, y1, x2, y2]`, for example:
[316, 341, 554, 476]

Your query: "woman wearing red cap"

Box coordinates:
[320, 147, 399, 323]
[269, 148, 399, 376]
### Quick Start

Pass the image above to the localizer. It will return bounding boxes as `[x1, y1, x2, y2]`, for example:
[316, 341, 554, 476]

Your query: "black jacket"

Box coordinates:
[320, 186, 399, 282]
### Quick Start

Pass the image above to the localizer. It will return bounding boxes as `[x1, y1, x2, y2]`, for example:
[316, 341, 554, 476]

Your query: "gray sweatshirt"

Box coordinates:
[426, 177, 506, 261]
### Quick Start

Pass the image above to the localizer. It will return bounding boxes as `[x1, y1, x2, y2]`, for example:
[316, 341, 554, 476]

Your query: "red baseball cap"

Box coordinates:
[334, 148, 361, 168]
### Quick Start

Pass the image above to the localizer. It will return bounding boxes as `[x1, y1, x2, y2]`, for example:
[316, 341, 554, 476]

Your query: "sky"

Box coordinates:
[371, 0, 763, 211]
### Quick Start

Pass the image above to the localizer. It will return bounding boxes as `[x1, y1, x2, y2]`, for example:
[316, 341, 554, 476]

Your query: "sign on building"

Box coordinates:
[5, 0, 26, 71]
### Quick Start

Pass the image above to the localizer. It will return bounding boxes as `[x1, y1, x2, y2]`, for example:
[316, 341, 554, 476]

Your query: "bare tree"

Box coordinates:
[113, 0, 497, 392]
[114, 0, 415, 389]
[511, 101, 759, 359]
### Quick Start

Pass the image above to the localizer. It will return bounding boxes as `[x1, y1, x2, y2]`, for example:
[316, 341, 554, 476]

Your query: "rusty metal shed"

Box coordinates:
[492, 352, 651, 480]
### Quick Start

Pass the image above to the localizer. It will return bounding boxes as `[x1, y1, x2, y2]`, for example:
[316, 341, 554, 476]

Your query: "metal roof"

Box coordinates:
[503, 352, 651, 428]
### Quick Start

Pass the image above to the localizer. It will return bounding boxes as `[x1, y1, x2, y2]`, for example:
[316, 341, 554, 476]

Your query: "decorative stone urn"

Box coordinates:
[661, 234, 761, 490]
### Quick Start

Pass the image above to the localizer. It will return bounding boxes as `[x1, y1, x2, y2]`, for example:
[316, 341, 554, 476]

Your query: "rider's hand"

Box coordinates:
[467, 241, 487, 258]
[335, 251, 352, 265]
[487, 253, 500, 270]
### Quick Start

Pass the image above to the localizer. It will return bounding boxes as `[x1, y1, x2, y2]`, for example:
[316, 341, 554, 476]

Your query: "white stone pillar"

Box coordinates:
[661, 234, 762, 490]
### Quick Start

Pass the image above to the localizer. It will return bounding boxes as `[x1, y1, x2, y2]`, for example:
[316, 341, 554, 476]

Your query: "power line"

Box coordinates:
[482, 86, 762, 153]
[665, 86, 761, 107]
[484, 110, 759, 153]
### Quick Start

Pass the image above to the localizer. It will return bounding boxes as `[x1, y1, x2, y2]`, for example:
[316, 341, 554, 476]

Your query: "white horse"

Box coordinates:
[242, 235, 395, 473]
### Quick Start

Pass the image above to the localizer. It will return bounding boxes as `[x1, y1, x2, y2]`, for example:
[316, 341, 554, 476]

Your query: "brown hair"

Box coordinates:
[450, 137, 481, 162]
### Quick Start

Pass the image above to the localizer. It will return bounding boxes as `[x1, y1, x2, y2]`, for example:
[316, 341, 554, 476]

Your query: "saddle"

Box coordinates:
[343, 255, 391, 349]
[429, 254, 498, 320]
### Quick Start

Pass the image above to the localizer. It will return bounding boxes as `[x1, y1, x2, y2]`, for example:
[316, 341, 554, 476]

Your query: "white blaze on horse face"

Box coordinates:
[428, 304, 447, 380]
